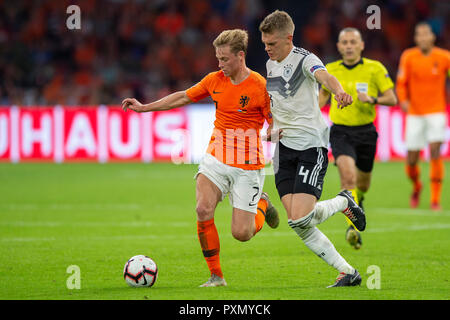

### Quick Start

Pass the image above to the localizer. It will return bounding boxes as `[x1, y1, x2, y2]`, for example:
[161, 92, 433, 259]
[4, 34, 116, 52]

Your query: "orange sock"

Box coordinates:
[406, 164, 421, 191]
[197, 218, 222, 278]
[430, 158, 444, 204]
[254, 198, 267, 234]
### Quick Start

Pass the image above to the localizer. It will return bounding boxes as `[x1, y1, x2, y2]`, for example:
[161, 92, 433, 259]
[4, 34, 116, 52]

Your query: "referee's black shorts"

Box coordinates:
[329, 123, 378, 173]
[273, 142, 328, 200]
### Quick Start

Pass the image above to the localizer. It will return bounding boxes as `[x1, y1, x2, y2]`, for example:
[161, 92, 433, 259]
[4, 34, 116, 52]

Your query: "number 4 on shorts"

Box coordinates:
[298, 166, 310, 183]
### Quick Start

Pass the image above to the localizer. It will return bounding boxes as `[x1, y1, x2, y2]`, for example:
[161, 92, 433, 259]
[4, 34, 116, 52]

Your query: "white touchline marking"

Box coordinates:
[0, 203, 195, 212]
[1, 223, 449, 242]
[0, 237, 57, 242]
[370, 207, 450, 216]
[257, 223, 450, 236]
[0, 221, 191, 228]
[0, 203, 142, 211]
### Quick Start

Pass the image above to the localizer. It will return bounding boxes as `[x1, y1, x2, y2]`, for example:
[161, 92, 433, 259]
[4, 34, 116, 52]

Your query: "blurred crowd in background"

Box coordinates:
[0, 0, 448, 106]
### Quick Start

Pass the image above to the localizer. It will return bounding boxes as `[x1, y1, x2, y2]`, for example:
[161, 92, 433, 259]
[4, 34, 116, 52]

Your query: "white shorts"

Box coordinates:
[194, 153, 265, 213]
[405, 113, 448, 150]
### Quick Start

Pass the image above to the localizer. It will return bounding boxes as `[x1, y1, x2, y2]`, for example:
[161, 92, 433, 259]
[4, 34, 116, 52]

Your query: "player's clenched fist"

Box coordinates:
[122, 98, 145, 112]
[334, 91, 353, 109]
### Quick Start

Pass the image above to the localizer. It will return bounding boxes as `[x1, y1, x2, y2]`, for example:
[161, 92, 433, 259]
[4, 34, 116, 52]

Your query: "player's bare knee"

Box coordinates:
[289, 200, 315, 221]
[289, 209, 310, 221]
[231, 228, 253, 242]
[196, 203, 215, 221]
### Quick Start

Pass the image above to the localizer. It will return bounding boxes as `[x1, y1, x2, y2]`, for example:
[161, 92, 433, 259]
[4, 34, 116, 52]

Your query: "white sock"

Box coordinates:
[288, 196, 347, 229]
[289, 225, 355, 274]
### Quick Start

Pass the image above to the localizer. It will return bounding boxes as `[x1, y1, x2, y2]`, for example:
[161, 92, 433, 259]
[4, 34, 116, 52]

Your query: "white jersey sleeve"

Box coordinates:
[302, 54, 326, 80]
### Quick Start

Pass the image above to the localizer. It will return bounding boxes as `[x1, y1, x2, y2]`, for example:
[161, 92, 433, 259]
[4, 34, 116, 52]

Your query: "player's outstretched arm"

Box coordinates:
[396, 52, 410, 113]
[314, 70, 352, 109]
[122, 91, 192, 113]
[318, 87, 331, 108]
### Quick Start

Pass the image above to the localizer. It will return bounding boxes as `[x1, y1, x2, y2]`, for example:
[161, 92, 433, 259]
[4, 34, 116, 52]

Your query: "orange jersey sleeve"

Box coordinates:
[396, 49, 411, 104]
[261, 84, 273, 126]
[188, 70, 271, 170]
[396, 47, 450, 115]
[185, 72, 215, 102]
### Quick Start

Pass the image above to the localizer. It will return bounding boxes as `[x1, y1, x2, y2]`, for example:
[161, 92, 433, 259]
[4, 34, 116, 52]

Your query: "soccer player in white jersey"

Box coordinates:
[259, 10, 366, 287]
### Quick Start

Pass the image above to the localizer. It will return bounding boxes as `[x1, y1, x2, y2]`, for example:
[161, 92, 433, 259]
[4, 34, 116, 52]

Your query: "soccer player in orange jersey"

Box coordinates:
[122, 29, 280, 287]
[396, 22, 450, 211]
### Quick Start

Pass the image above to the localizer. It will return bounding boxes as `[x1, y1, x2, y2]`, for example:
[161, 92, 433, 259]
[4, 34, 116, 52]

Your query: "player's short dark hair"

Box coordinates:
[259, 10, 295, 36]
[415, 21, 434, 34]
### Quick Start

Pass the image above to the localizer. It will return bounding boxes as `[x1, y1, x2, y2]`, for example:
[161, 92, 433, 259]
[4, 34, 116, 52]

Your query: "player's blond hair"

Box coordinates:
[213, 29, 248, 55]
[259, 10, 295, 36]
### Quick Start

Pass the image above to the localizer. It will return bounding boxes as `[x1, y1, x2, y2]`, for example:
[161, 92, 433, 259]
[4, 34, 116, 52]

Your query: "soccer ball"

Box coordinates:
[123, 255, 158, 287]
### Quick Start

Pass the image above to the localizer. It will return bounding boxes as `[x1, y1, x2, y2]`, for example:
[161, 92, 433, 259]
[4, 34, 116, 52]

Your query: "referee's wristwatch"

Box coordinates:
[371, 96, 378, 104]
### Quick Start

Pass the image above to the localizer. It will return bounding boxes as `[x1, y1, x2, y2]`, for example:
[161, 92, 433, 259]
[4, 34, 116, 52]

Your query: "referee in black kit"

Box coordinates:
[319, 27, 397, 249]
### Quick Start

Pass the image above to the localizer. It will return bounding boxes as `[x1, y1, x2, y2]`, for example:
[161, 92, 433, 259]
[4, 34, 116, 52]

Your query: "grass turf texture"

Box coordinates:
[0, 161, 449, 300]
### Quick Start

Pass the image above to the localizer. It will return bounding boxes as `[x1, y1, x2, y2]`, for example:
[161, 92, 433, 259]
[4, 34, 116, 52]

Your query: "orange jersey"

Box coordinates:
[186, 70, 272, 170]
[396, 47, 450, 115]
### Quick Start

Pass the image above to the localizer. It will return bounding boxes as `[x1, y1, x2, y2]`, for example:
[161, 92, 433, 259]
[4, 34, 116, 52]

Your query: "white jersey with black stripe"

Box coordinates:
[266, 46, 329, 151]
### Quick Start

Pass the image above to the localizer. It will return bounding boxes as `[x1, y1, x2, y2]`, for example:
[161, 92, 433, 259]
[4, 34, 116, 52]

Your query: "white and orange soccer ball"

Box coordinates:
[123, 255, 158, 287]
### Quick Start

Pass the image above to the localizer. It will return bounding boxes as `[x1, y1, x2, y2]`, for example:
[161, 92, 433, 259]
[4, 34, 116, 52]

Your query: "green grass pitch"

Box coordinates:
[0, 161, 449, 300]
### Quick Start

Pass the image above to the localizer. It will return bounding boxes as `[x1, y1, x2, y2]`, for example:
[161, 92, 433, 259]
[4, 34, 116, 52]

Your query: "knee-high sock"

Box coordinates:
[254, 198, 267, 235]
[289, 225, 355, 274]
[356, 188, 365, 204]
[197, 218, 222, 278]
[406, 164, 421, 190]
[288, 196, 347, 229]
[430, 158, 444, 204]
